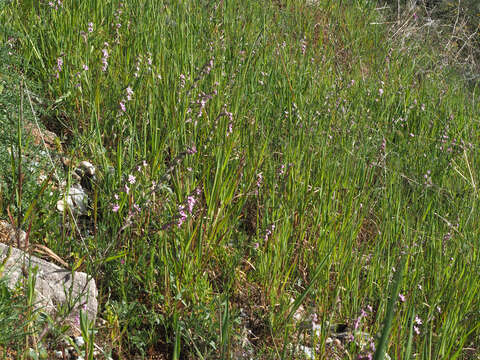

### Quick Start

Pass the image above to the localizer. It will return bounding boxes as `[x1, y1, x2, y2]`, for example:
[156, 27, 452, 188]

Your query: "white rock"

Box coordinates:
[298, 345, 314, 359]
[54, 351, 63, 359]
[57, 184, 88, 215]
[0, 243, 98, 325]
[74, 336, 85, 347]
[78, 161, 95, 176]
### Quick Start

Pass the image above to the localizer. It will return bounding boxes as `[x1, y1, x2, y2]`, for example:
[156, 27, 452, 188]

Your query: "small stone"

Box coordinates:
[79, 161, 95, 176]
[74, 336, 85, 347]
[298, 345, 314, 359]
[56, 184, 88, 215]
[54, 350, 63, 359]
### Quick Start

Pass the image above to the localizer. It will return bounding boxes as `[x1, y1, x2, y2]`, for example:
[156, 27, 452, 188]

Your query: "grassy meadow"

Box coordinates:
[0, 0, 480, 358]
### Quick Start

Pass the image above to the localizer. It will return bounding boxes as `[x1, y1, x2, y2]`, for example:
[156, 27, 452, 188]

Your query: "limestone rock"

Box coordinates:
[0, 242, 97, 325]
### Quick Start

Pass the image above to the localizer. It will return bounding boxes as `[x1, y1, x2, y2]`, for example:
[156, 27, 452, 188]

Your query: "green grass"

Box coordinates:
[0, 0, 479, 358]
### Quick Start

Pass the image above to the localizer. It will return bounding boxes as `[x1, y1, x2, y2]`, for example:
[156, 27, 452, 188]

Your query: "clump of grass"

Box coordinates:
[0, 0, 479, 358]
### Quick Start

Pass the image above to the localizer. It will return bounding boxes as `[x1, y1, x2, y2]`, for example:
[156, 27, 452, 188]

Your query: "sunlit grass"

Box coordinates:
[0, 0, 479, 358]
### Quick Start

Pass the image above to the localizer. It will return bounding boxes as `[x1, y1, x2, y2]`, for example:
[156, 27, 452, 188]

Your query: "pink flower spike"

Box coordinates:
[126, 86, 134, 100]
[187, 196, 196, 214]
[398, 293, 406, 302]
[119, 101, 126, 113]
[186, 145, 197, 155]
[56, 57, 63, 72]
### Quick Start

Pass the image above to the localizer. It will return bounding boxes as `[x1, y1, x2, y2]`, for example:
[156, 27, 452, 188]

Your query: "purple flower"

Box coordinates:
[186, 145, 197, 155]
[57, 57, 63, 72]
[414, 326, 420, 335]
[177, 205, 187, 227]
[398, 293, 406, 302]
[256, 173, 263, 188]
[354, 309, 367, 330]
[126, 86, 134, 100]
[226, 123, 233, 136]
[119, 101, 126, 113]
[88, 22, 94, 33]
[101, 48, 109, 72]
[128, 174, 136, 184]
[187, 195, 196, 214]
[264, 224, 275, 242]
[414, 315, 422, 325]
[112, 204, 120, 212]
[82, 64, 89, 71]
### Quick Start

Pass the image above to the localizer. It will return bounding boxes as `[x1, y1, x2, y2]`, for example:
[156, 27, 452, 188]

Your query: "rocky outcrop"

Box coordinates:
[0, 240, 97, 325]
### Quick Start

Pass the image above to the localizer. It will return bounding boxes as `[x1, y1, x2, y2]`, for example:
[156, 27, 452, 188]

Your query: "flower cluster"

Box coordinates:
[300, 37, 307, 55]
[177, 188, 201, 227]
[101, 43, 109, 72]
[255, 172, 263, 195]
[264, 223, 275, 242]
[118, 86, 134, 115]
[54, 56, 63, 79]
[48, 0, 63, 10]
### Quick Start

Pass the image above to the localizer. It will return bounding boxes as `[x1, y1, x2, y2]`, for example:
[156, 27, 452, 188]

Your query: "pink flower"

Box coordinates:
[177, 205, 187, 227]
[128, 174, 136, 184]
[126, 86, 134, 100]
[82, 64, 89, 71]
[187, 196, 196, 214]
[112, 204, 120, 212]
[101, 48, 109, 72]
[88, 22, 94, 33]
[414, 326, 420, 335]
[56, 57, 63, 72]
[119, 101, 126, 113]
[415, 315, 422, 325]
[398, 293, 406, 302]
[186, 145, 197, 155]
